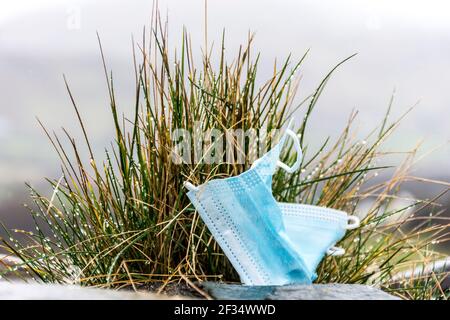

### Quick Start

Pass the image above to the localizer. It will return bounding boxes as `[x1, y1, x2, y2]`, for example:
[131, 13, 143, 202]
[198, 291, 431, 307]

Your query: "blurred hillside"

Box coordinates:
[0, 0, 448, 246]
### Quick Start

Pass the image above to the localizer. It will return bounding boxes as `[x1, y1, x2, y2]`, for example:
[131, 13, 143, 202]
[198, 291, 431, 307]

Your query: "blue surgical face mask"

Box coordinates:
[184, 169, 311, 285]
[185, 120, 359, 285]
[184, 124, 311, 285]
[278, 202, 359, 279]
[250, 125, 360, 279]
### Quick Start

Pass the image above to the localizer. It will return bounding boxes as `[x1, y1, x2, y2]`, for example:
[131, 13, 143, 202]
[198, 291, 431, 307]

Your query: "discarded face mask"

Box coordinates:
[278, 202, 359, 279]
[184, 124, 310, 285]
[184, 120, 359, 285]
[250, 124, 360, 279]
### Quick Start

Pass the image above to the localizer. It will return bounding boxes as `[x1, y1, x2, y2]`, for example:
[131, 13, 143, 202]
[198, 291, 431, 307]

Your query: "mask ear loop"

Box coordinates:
[326, 246, 346, 256]
[346, 215, 360, 230]
[326, 216, 360, 256]
[184, 181, 200, 192]
[276, 120, 303, 174]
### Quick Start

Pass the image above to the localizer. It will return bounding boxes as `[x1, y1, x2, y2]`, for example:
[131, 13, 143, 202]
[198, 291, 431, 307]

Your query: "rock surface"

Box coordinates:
[200, 282, 400, 300]
[0, 282, 184, 300]
[0, 281, 399, 300]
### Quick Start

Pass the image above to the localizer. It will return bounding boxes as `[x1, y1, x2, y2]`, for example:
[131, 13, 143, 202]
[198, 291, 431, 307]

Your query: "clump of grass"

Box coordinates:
[1, 15, 448, 299]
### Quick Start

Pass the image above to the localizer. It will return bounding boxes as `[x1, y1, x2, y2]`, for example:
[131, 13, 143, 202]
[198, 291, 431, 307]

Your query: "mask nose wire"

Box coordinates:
[276, 120, 303, 174]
